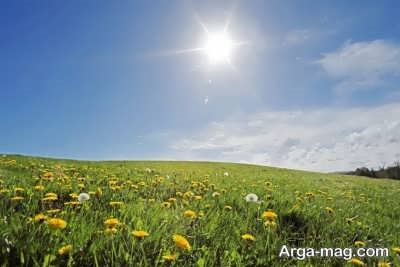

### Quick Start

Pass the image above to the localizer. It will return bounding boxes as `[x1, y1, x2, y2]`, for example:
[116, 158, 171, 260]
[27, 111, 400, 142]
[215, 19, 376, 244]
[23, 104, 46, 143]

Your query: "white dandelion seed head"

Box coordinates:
[244, 193, 259, 203]
[223, 172, 229, 177]
[78, 193, 90, 202]
[145, 168, 152, 173]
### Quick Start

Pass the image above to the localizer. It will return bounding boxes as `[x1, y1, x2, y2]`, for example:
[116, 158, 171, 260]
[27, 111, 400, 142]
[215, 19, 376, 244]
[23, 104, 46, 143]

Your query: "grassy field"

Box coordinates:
[0, 154, 399, 266]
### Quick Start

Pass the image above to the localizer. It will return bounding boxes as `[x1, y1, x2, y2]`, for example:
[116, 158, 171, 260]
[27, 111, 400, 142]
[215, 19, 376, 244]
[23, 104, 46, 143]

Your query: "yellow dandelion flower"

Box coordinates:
[183, 210, 197, 218]
[349, 258, 365, 266]
[194, 195, 202, 200]
[45, 192, 58, 198]
[42, 196, 58, 202]
[224, 205, 232, 211]
[354, 241, 366, 247]
[264, 220, 277, 230]
[104, 218, 120, 228]
[11, 196, 24, 201]
[69, 193, 78, 199]
[325, 207, 334, 214]
[46, 209, 61, 214]
[212, 192, 220, 197]
[58, 245, 73, 255]
[172, 234, 191, 250]
[34, 213, 47, 223]
[105, 227, 118, 235]
[47, 218, 67, 229]
[392, 247, 400, 255]
[377, 262, 391, 267]
[162, 253, 178, 261]
[176, 192, 183, 197]
[14, 187, 25, 193]
[241, 234, 256, 241]
[262, 211, 278, 221]
[161, 202, 171, 208]
[33, 185, 45, 191]
[64, 201, 81, 206]
[132, 230, 149, 238]
[109, 201, 124, 206]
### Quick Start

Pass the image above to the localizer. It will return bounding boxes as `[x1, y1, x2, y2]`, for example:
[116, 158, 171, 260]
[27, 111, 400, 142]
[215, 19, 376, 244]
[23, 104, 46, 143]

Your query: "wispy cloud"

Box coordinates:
[317, 40, 400, 94]
[170, 103, 400, 172]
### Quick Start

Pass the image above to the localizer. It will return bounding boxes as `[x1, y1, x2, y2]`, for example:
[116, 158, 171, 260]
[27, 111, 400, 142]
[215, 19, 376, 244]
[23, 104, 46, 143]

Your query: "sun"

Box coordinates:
[203, 31, 234, 64]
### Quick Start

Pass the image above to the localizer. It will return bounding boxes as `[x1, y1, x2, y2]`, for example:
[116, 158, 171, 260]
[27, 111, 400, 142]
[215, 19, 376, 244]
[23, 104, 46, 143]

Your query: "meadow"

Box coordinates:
[0, 154, 399, 266]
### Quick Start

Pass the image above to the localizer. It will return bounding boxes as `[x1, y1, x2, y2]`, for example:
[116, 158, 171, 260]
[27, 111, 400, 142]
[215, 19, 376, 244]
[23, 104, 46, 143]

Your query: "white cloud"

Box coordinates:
[170, 103, 400, 172]
[317, 40, 400, 93]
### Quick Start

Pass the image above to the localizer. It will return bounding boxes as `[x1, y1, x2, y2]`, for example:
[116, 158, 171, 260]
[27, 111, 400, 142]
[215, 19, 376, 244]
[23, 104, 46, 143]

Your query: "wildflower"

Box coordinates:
[162, 253, 178, 261]
[354, 241, 366, 247]
[132, 230, 149, 238]
[63, 201, 81, 206]
[104, 218, 120, 228]
[349, 258, 365, 266]
[45, 192, 58, 198]
[34, 213, 47, 223]
[168, 197, 177, 202]
[183, 191, 194, 199]
[42, 196, 58, 202]
[325, 207, 334, 214]
[109, 201, 124, 206]
[46, 209, 61, 214]
[212, 192, 220, 197]
[161, 202, 171, 208]
[172, 234, 191, 250]
[10, 196, 24, 201]
[241, 234, 255, 241]
[223, 172, 229, 177]
[105, 228, 117, 235]
[264, 220, 277, 230]
[47, 218, 67, 229]
[33, 185, 45, 191]
[262, 211, 278, 221]
[58, 245, 73, 255]
[244, 193, 259, 203]
[14, 187, 25, 193]
[77, 193, 90, 202]
[183, 210, 197, 218]
[377, 262, 391, 267]
[194, 195, 202, 200]
[224, 205, 232, 211]
[393, 247, 400, 255]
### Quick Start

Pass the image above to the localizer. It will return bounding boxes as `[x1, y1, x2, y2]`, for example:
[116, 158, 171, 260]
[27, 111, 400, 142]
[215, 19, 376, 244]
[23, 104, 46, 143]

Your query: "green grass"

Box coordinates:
[0, 154, 399, 266]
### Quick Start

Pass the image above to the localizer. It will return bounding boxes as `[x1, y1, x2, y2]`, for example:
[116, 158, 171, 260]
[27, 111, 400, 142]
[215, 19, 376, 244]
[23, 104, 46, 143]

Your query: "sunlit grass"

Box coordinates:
[0, 155, 399, 266]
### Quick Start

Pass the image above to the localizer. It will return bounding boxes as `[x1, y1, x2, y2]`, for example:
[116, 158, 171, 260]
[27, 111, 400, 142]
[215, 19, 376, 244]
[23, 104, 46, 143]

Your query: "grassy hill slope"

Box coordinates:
[0, 154, 399, 266]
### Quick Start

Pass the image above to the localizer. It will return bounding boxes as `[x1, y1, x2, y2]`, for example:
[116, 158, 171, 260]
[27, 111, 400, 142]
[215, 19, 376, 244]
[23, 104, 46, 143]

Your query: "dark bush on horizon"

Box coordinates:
[346, 162, 400, 180]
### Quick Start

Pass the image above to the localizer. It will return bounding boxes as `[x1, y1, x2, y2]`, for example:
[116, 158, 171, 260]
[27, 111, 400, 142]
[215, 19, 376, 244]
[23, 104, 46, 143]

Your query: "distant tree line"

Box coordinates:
[346, 161, 400, 180]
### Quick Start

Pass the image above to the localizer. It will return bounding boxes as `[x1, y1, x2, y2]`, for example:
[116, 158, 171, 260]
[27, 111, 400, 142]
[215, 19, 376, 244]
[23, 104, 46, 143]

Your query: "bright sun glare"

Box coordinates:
[204, 32, 234, 64]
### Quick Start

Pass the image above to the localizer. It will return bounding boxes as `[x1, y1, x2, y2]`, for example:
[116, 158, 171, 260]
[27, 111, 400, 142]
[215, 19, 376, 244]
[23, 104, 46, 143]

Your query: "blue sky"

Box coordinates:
[1, 1, 400, 171]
